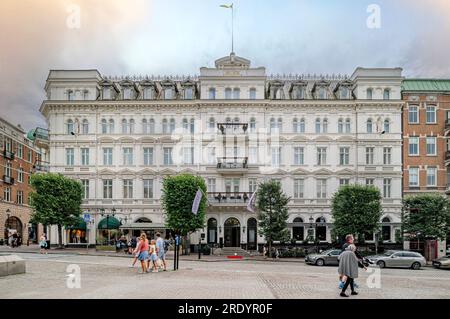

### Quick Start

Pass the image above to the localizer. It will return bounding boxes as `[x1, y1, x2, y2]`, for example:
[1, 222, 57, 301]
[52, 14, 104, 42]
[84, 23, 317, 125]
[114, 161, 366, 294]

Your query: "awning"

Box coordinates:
[67, 218, 87, 230]
[98, 217, 121, 230]
[119, 222, 166, 230]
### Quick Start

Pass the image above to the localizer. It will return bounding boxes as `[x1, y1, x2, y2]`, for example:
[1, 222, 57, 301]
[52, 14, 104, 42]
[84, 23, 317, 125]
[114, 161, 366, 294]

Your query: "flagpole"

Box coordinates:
[231, 4, 234, 53]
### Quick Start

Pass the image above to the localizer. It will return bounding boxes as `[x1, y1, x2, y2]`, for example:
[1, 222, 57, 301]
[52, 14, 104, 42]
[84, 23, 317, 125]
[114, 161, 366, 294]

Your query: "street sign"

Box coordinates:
[83, 213, 90, 223]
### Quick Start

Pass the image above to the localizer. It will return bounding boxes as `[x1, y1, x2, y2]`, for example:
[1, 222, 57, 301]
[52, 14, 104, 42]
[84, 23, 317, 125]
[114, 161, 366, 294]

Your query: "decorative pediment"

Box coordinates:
[159, 168, 177, 175]
[291, 168, 309, 175]
[98, 136, 115, 143]
[159, 135, 177, 143]
[179, 168, 197, 175]
[289, 135, 309, 142]
[336, 168, 355, 175]
[139, 168, 157, 175]
[118, 136, 135, 143]
[215, 53, 250, 69]
[138, 136, 156, 143]
[313, 136, 333, 142]
[312, 168, 333, 175]
[98, 168, 115, 175]
[118, 168, 136, 176]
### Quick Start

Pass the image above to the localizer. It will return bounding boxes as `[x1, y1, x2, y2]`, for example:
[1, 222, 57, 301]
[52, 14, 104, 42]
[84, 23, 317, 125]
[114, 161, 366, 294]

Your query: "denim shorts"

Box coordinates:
[138, 251, 149, 261]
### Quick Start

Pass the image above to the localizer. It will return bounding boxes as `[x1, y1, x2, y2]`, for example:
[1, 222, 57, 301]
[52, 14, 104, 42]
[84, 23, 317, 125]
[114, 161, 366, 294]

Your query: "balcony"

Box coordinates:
[217, 123, 248, 135]
[3, 175, 14, 185]
[33, 160, 50, 172]
[446, 119, 450, 130]
[446, 151, 450, 161]
[3, 150, 15, 160]
[216, 157, 248, 173]
[208, 192, 250, 205]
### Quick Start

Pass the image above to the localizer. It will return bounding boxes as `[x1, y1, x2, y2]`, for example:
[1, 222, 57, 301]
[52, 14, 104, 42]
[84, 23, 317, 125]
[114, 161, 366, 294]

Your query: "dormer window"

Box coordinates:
[293, 87, 305, 100]
[249, 88, 256, 100]
[103, 87, 111, 100]
[318, 87, 327, 99]
[185, 87, 194, 100]
[273, 87, 283, 99]
[340, 87, 349, 99]
[383, 89, 390, 100]
[209, 88, 216, 100]
[123, 87, 132, 100]
[164, 88, 173, 100]
[67, 90, 74, 101]
[225, 88, 232, 99]
[143, 86, 154, 99]
[367, 88, 373, 100]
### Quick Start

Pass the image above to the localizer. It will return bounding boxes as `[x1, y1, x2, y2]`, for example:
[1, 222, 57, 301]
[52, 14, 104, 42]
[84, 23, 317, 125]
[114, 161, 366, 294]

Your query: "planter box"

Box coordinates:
[0, 255, 26, 277]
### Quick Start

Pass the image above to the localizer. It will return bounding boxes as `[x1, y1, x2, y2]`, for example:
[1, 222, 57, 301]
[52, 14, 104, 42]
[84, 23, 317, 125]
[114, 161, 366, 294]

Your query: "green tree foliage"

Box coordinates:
[161, 174, 207, 236]
[256, 180, 290, 257]
[331, 184, 383, 242]
[29, 173, 83, 248]
[403, 194, 450, 240]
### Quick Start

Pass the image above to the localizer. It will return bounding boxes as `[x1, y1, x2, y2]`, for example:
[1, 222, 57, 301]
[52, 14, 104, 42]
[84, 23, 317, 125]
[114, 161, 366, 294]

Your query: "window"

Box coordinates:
[205, 178, 216, 193]
[323, 119, 328, 133]
[409, 167, 419, 187]
[383, 89, 390, 100]
[294, 179, 304, 198]
[340, 179, 350, 186]
[249, 118, 256, 133]
[249, 178, 257, 193]
[317, 179, 327, 198]
[68, 90, 74, 100]
[81, 180, 89, 199]
[66, 148, 74, 166]
[5, 138, 12, 152]
[293, 86, 304, 99]
[18, 168, 23, 183]
[340, 87, 349, 99]
[366, 178, 374, 186]
[315, 119, 321, 133]
[383, 178, 391, 198]
[16, 190, 23, 205]
[190, 118, 195, 134]
[164, 147, 173, 165]
[103, 87, 111, 99]
[27, 149, 33, 162]
[317, 147, 327, 165]
[366, 147, 374, 165]
[249, 88, 256, 100]
[184, 87, 193, 99]
[123, 148, 133, 165]
[169, 119, 175, 133]
[122, 119, 128, 134]
[81, 148, 89, 166]
[164, 88, 173, 100]
[338, 119, 344, 133]
[427, 167, 437, 186]
[345, 118, 351, 133]
[101, 119, 108, 134]
[208, 118, 215, 133]
[207, 147, 216, 165]
[67, 119, 74, 135]
[129, 119, 135, 134]
[271, 147, 281, 166]
[270, 118, 277, 133]
[123, 87, 132, 99]
[3, 187, 11, 202]
[233, 88, 240, 99]
[143, 148, 153, 165]
[249, 147, 257, 164]
[142, 119, 148, 134]
[143, 179, 154, 199]
[409, 137, 419, 156]
[183, 147, 194, 165]
[426, 106, 436, 123]
[367, 119, 373, 133]
[209, 88, 216, 100]
[367, 88, 373, 100]
[103, 148, 113, 165]
[17, 144, 23, 159]
[426, 137, 436, 155]
[318, 87, 326, 99]
[182, 118, 189, 133]
[143, 87, 153, 100]
[123, 179, 133, 199]
[383, 147, 392, 165]
[5, 163, 12, 177]
[384, 119, 390, 133]
[109, 119, 115, 133]
[225, 88, 232, 99]
[294, 147, 304, 165]
[340, 147, 350, 165]
[103, 180, 113, 199]
[293, 118, 305, 133]
[409, 106, 419, 123]
[225, 178, 240, 193]
[162, 119, 169, 134]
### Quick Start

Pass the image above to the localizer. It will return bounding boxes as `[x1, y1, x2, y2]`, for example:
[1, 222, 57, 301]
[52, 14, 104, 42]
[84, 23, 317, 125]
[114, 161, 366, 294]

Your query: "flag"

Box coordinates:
[246, 191, 257, 213]
[220, 4, 233, 9]
[192, 189, 202, 215]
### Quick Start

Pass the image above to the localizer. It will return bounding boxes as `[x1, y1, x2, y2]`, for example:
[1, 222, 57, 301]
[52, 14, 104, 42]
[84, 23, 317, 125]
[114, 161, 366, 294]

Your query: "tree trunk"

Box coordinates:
[268, 239, 272, 259]
[57, 224, 63, 248]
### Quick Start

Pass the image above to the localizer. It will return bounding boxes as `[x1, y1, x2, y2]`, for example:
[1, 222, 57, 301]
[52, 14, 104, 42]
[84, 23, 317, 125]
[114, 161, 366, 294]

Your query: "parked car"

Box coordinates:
[367, 250, 426, 270]
[432, 255, 450, 269]
[305, 249, 341, 266]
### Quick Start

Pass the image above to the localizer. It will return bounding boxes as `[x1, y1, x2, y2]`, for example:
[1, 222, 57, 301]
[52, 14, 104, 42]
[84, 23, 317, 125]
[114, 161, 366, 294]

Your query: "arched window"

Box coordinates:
[249, 88, 256, 100]
[109, 119, 115, 134]
[122, 119, 128, 134]
[247, 218, 257, 250]
[270, 118, 276, 133]
[382, 217, 391, 223]
[225, 88, 232, 99]
[164, 87, 173, 100]
[148, 119, 155, 134]
[190, 118, 195, 134]
[67, 90, 74, 101]
[143, 87, 153, 100]
[101, 119, 107, 134]
[383, 89, 390, 100]
[81, 119, 89, 135]
[233, 88, 240, 99]
[293, 118, 299, 133]
[338, 119, 344, 133]
[233, 117, 240, 132]
[292, 217, 304, 241]
[340, 87, 349, 99]
[209, 88, 216, 100]
[182, 118, 189, 132]
[345, 118, 351, 133]
[207, 218, 218, 244]
[162, 119, 168, 134]
[249, 118, 256, 132]
[129, 119, 135, 134]
[323, 119, 328, 133]
[184, 87, 193, 100]
[67, 119, 74, 135]
[123, 87, 132, 99]
[277, 118, 283, 133]
[294, 87, 304, 99]
[169, 119, 175, 133]
[315, 217, 327, 241]
[275, 88, 282, 99]
[293, 217, 303, 223]
[208, 118, 215, 133]
[300, 118, 305, 133]
[318, 87, 326, 99]
[142, 119, 148, 134]
[367, 88, 373, 100]
[367, 119, 373, 133]
[384, 119, 390, 133]
[381, 217, 392, 241]
[315, 118, 321, 133]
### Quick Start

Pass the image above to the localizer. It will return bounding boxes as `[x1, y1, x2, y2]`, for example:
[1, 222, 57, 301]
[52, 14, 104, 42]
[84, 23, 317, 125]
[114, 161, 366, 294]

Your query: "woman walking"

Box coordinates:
[337, 244, 365, 297]
[133, 233, 149, 274]
[39, 233, 47, 254]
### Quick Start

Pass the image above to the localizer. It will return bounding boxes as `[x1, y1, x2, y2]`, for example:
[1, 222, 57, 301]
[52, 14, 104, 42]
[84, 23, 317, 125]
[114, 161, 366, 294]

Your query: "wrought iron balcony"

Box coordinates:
[217, 123, 248, 135]
[2, 175, 14, 185]
[33, 160, 50, 172]
[208, 192, 250, 204]
[216, 157, 248, 172]
[3, 149, 15, 160]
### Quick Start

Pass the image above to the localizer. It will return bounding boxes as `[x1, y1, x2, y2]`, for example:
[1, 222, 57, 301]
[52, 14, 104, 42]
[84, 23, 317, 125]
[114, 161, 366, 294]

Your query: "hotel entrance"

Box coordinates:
[224, 217, 240, 247]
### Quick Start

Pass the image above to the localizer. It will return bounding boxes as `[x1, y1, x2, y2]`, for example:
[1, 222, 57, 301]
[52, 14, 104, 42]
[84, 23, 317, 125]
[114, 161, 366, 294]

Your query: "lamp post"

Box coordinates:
[416, 231, 421, 252]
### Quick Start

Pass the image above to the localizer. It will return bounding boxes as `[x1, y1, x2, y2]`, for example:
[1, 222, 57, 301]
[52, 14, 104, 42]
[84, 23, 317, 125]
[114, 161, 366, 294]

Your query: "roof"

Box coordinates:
[402, 79, 450, 92]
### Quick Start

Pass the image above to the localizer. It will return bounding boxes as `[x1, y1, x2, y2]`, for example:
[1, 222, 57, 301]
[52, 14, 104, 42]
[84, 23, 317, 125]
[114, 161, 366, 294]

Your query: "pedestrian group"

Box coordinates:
[131, 232, 169, 274]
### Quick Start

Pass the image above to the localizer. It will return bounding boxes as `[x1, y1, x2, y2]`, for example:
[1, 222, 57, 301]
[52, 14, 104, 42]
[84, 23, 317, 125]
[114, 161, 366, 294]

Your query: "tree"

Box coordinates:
[256, 180, 290, 258]
[402, 194, 450, 241]
[161, 174, 207, 252]
[331, 184, 383, 242]
[29, 173, 83, 248]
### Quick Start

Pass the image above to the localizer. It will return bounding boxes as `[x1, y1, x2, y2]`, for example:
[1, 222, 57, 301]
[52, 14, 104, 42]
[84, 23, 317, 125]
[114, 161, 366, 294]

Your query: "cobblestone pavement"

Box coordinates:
[1, 253, 449, 299]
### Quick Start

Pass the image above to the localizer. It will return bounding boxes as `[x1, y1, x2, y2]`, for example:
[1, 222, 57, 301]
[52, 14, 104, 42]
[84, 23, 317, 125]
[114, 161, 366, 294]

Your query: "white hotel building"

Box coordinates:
[40, 53, 403, 250]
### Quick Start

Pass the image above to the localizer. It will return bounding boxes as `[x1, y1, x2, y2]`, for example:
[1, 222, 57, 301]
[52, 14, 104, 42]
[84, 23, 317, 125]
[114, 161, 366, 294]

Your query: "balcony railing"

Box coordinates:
[33, 160, 50, 172]
[3, 149, 15, 160]
[2, 175, 14, 185]
[208, 192, 250, 204]
[217, 123, 248, 135]
[446, 119, 450, 130]
[216, 157, 248, 170]
[446, 151, 450, 161]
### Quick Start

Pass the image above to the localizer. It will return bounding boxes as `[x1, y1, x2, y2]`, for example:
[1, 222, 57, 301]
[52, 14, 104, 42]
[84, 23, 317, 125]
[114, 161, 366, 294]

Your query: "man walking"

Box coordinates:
[155, 232, 167, 271]
[339, 234, 364, 289]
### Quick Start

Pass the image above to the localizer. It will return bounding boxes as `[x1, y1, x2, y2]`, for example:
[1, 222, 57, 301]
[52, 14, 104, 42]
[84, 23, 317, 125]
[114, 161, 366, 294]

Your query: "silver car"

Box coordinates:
[305, 249, 342, 266]
[367, 250, 426, 270]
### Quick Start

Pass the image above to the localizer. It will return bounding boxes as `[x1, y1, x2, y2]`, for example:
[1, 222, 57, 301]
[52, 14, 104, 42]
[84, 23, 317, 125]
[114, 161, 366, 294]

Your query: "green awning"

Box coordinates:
[98, 216, 121, 230]
[67, 218, 87, 230]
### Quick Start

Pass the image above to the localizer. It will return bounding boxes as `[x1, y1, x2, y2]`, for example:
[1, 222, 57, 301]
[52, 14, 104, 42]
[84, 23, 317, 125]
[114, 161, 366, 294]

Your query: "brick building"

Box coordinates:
[0, 117, 48, 245]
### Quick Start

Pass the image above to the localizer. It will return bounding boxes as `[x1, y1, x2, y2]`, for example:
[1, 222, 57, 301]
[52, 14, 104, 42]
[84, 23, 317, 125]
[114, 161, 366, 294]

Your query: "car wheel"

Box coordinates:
[377, 261, 385, 268]
[315, 259, 324, 266]
[411, 262, 421, 270]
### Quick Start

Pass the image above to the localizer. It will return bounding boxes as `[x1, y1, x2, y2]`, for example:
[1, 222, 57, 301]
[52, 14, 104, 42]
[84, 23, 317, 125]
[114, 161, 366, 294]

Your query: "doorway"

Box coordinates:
[224, 217, 240, 247]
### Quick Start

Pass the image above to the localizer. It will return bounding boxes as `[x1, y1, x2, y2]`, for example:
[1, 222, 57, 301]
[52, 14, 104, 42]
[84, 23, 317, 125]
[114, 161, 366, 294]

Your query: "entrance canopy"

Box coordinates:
[98, 217, 121, 230]
[119, 223, 165, 230]
[67, 218, 87, 230]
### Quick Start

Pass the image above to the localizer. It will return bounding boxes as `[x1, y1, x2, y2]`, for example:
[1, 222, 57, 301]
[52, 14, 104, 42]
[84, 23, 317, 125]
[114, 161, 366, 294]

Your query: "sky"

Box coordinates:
[1, 0, 450, 131]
